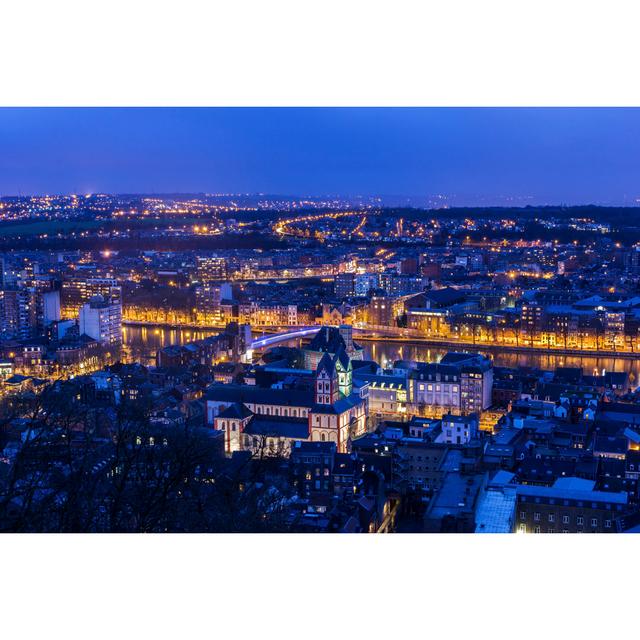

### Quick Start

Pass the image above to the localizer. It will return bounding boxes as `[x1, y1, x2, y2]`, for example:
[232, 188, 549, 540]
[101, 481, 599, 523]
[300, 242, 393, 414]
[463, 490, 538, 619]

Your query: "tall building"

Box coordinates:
[520, 303, 544, 344]
[624, 247, 640, 275]
[196, 256, 227, 283]
[334, 273, 356, 300]
[409, 362, 463, 415]
[368, 294, 394, 327]
[0, 288, 36, 339]
[420, 261, 441, 280]
[604, 311, 625, 349]
[195, 283, 232, 324]
[223, 321, 252, 361]
[441, 352, 493, 414]
[0, 256, 21, 289]
[378, 273, 425, 296]
[399, 257, 418, 274]
[18, 258, 40, 284]
[35, 289, 61, 332]
[79, 295, 122, 346]
[0, 287, 61, 339]
[61, 277, 121, 319]
[354, 273, 378, 297]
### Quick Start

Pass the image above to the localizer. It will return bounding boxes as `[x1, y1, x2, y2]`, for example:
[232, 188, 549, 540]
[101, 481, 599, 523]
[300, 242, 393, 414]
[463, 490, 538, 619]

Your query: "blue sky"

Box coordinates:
[1, 107, 639, 204]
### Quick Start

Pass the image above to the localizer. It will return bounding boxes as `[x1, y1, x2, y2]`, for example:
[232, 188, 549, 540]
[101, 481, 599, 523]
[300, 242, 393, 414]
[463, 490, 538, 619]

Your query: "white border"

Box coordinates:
[2, 2, 639, 639]
[1, 533, 638, 639]
[1, 1, 640, 106]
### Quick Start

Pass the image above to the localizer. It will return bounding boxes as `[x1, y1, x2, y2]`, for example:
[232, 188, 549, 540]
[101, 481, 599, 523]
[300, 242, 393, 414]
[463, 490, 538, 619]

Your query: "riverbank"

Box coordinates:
[354, 333, 640, 360]
[123, 321, 640, 360]
[122, 323, 640, 377]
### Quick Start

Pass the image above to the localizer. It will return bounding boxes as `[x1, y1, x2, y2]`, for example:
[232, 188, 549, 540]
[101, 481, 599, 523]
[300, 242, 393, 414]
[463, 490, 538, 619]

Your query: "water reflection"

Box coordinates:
[123, 323, 640, 383]
[367, 341, 639, 381]
[122, 324, 220, 365]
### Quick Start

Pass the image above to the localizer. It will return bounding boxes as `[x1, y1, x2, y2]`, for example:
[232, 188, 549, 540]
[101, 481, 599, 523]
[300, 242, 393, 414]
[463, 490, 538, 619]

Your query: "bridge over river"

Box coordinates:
[122, 322, 640, 380]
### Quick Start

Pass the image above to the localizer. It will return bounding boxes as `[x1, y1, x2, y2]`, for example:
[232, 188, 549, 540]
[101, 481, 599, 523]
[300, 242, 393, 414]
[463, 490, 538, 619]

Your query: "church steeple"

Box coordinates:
[334, 347, 353, 397]
[315, 352, 339, 404]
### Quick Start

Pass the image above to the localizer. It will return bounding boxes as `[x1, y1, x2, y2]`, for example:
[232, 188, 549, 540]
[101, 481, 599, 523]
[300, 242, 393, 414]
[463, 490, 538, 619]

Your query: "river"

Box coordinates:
[123, 323, 640, 383]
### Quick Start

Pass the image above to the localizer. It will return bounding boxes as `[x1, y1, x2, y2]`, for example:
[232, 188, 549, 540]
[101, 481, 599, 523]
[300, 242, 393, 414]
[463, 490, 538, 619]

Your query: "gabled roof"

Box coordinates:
[409, 362, 460, 379]
[307, 326, 346, 353]
[217, 403, 253, 420]
[206, 384, 314, 408]
[316, 351, 336, 376]
[573, 295, 604, 308]
[5, 374, 31, 384]
[243, 415, 310, 440]
[306, 326, 362, 354]
[334, 347, 351, 372]
[439, 351, 478, 365]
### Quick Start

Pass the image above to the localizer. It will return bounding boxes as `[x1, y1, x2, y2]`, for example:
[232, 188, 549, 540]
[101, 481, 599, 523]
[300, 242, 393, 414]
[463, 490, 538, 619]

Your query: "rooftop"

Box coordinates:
[475, 485, 517, 533]
[516, 477, 628, 505]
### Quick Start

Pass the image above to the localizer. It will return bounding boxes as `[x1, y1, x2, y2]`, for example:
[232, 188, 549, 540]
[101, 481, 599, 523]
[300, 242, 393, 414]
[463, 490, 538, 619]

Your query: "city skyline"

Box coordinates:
[3, 109, 640, 537]
[4, 2, 636, 635]
[2, 108, 640, 205]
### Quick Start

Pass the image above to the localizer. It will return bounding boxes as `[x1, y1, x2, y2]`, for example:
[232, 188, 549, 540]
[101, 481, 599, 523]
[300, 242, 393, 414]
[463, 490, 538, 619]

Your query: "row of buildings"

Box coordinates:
[1, 259, 123, 381]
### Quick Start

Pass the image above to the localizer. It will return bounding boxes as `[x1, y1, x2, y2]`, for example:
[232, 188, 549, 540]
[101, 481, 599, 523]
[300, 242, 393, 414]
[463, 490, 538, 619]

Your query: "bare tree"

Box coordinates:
[0, 382, 291, 532]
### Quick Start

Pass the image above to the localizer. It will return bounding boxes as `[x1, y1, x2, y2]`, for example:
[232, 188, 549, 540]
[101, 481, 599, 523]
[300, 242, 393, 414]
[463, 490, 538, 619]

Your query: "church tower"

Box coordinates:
[315, 352, 339, 405]
[334, 347, 353, 397]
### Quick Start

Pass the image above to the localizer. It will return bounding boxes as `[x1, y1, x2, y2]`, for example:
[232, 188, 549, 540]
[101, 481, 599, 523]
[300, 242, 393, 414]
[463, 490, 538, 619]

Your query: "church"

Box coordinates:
[206, 346, 368, 455]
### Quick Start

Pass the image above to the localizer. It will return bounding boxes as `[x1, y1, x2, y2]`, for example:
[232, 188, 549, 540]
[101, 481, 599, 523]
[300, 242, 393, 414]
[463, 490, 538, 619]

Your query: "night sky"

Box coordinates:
[1, 107, 640, 205]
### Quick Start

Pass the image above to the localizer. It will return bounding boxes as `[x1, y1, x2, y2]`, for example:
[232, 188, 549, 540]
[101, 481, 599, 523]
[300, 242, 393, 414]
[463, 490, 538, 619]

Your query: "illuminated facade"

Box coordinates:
[61, 277, 121, 319]
[79, 296, 123, 346]
[208, 348, 368, 454]
[196, 256, 227, 283]
[407, 353, 493, 417]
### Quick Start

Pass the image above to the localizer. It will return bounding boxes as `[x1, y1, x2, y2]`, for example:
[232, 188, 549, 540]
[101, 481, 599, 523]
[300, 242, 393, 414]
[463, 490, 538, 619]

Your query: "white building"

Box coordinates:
[79, 295, 122, 346]
[407, 352, 493, 417]
[439, 413, 479, 445]
[41, 289, 61, 327]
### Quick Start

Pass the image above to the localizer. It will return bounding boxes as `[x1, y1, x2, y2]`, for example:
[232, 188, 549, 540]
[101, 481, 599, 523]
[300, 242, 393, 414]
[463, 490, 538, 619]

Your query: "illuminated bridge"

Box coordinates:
[250, 327, 321, 350]
[249, 325, 413, 350]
